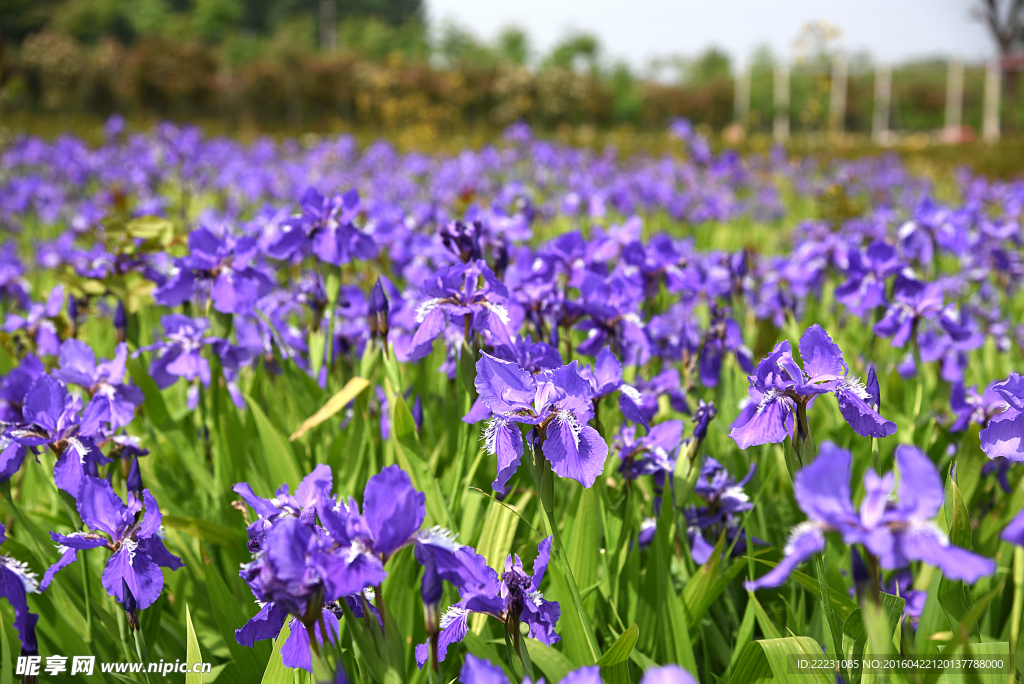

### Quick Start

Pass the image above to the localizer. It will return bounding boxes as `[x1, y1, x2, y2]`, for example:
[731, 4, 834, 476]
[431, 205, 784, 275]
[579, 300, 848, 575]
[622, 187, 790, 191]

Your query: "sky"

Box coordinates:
[425, 0, 994, 69]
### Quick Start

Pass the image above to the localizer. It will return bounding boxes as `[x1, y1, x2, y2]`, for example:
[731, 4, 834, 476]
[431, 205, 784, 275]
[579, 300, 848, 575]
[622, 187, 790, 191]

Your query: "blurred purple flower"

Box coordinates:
[746, 442, 995, 591]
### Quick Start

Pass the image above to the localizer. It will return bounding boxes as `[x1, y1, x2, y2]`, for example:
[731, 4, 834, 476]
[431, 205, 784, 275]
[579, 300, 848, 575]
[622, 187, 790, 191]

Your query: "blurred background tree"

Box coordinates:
[0, 0, 1006, 140]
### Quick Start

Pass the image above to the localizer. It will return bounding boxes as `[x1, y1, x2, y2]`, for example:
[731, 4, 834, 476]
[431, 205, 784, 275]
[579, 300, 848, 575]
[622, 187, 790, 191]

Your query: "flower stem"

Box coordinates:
[528, 436, 601, 664]
[133, 628, 152, 684]
[1011, 546, 1024, 684]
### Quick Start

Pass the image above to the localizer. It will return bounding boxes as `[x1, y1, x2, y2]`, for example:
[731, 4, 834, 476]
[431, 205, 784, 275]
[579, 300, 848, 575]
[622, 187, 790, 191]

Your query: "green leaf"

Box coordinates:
[939, 476, 977, 636]
[746, 591, 782, 640]
[682, 534, 749, 637]
[186, 604, 204, 684]
[921, 579, 1006, 684]
[943, 642, 1011, 684]
[126, 215, 175, 244]
[526, 637, 577, 683]
[389, 390, 451, 528]
[840, 593, 906, 684]
[261, 627, 294, 684]
[554, 485, 603, 665]
[748, 557, 859, 621]
[0, 606, 12, 684]
[203, 549, 272, 682]
[289, 376, 370, 441]
[165, 516, 245, 548]
[727, 636, 833, 684]
[725, 601, 757, 680]
[636, 499, 696, 672]
[814, 553, 845, 658]
[245, 393, 304, 493]
[126, 357, 172, 426]
[597, 622, 639, 684]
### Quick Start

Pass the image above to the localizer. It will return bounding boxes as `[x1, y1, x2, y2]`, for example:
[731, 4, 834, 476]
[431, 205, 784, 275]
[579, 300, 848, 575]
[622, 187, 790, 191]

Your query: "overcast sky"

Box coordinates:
[426, 0, 994, 68]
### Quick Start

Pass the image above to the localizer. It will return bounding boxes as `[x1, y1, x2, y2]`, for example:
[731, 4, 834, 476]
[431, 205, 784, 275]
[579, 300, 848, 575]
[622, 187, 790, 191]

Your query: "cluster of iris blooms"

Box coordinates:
[0, 117, 1023, 680]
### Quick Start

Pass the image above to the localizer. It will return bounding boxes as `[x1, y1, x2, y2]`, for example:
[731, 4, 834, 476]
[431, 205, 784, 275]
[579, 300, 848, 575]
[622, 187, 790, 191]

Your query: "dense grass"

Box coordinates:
[0, 122, 1022, 684]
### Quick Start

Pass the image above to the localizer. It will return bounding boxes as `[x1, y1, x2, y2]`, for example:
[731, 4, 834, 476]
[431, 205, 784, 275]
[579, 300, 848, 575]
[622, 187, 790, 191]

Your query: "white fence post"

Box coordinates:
[774, 63, 790, 143]
[830, 54, 848, 133]
[872, 64, 891, 145]
[983, 59, 1001, 142]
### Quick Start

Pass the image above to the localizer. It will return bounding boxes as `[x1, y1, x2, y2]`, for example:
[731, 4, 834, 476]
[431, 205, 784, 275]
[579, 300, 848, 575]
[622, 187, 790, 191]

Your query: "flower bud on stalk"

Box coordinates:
[114, 300, 127, 343]
[122, 580, 140, 632]
[420, 553, 442, 670]
[67, 296, 79, 337]
[369, 278, 390, 352]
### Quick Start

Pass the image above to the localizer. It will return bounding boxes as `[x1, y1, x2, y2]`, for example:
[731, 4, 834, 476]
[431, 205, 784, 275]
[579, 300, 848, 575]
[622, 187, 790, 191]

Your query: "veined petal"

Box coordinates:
[835, 385, 897, 438]
[235, 601, 288, 647]
[799, 324, 847, 380]
[475, 352, 536, 414]
[544, 416, 607, 488]
[729, 391, 794, 449]
[980, 410, 1024, 461]
[484, 417, 523, 494]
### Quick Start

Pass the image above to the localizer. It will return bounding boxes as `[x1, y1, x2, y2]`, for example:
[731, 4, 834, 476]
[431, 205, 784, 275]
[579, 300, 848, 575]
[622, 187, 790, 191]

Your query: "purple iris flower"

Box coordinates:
[232, 464, 332, 551]
[54, 339, 144, 432]
[42, 477, 183, 612]
[0, 243, 30, 308]
[6, 374, 108, 495]
[884, 569, 926, 627]
[692, 399, 717, 440]
[459, 654, 602, 684]
[835, 241, 901, 317]
[588, 347, 647, 427]
[1001, 506, 1024, 548]
[235, 516, 346, 671]
[699, 309, 754, 388]
[0, 522, 40, 654]
[492, 335, 563, 374]
[686, 457, 756, 564]
[440, 220, 484, 263]
[0, 355, 44, 481]
[4, 285, 65, 357]
[616, 420, 684, 480]
[729, 325, 896, 450]
[873, 274, 944, 348]
[0, 354, 43, 423]
[138, 315, 217, 389]
[264, 187, 375, 266]
[746, 442, 995, 591]
[153, 227, 273, 314]
[234, 465, 465, 672]
[635, 665, 701, 684]
[459, 651, 697, 684]
[949, 381, 1006, 432]
[413, 537, 560, 667]
[136, 315, 250, 409]
[473, 352, 609, 492]
[573, 272, 651, 366]
[403, 260, 514, 362]
[978, 373, 1024, 460]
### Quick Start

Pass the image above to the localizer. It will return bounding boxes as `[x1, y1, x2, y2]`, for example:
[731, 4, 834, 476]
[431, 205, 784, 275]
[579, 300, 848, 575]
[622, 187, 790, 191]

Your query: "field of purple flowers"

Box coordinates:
[0, 116, 1022, 684]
